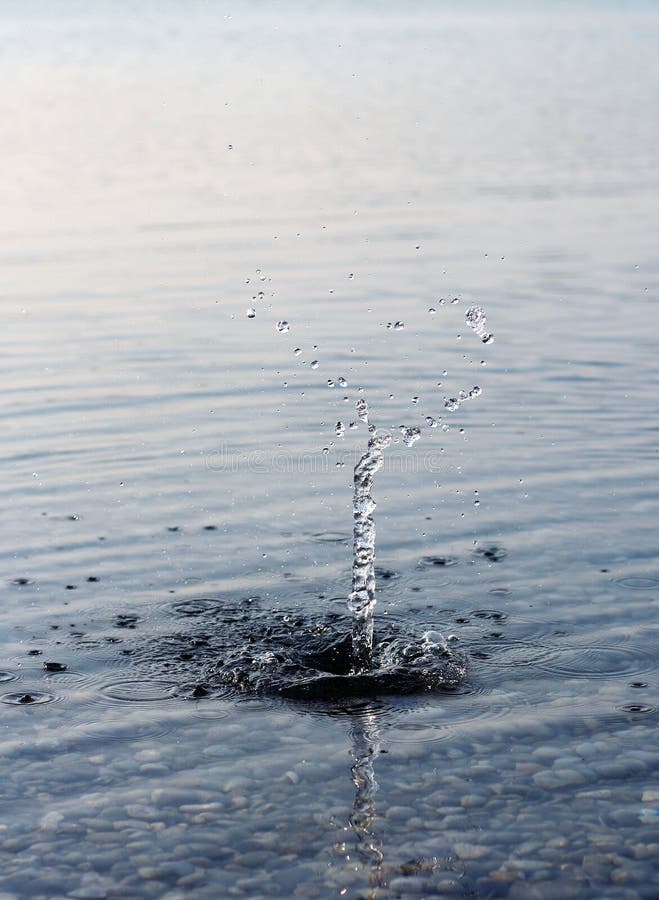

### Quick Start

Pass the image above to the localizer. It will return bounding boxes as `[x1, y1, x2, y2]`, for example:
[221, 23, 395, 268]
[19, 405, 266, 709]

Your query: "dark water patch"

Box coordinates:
[43, 661, 68, 672]
[418, 555, 459, 568]
[617, 703, 655, 714]
[1, 691, 58, 705]
[475, 544, 507, 562]
[471, 609, 508, 621]
[374, 567, 400, 582]
[0, 671, 18, 683]
[114, 613, 140, 629]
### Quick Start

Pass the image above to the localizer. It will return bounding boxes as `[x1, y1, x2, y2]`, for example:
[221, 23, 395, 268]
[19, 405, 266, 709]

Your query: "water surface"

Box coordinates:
[1, 2, 659, 897]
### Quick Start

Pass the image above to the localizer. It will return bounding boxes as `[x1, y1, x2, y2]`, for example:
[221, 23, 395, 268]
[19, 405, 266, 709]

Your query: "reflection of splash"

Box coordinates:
[348, 713, 384, 881]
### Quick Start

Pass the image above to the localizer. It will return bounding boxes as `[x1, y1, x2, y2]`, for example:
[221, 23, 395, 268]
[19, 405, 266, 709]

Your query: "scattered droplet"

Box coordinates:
[310, 360, 319, 369]
[411, 396, 419, 404]
[400, 425, 421, 447]
[294, 348, 302, 356]
[356, 398, 369, 423]
[327, 379, 335, 387]
[276, 320, 289, 333]
[338, 376, 348, 387]
[394, 321, 405, 330]
[428, 307, 436, 314]
[335, 422, 345, 437]
[426, 416, 438, 428]
[246, 308, 256, 318]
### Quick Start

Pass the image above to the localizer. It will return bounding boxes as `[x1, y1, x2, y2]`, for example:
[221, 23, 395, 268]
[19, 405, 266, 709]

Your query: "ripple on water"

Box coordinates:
[613, 575, 659, 590]
[538, 645, 654, 679]
[310, 532, 350, 544]
[99, 679, 179, 703]
[382, 686, 521, 744]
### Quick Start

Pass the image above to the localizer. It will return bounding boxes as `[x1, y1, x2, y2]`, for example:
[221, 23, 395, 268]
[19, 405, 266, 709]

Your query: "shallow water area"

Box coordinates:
[2, 1, 659, 898]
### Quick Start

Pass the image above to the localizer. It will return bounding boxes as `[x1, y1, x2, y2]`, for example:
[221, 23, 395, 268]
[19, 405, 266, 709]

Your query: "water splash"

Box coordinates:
[466, 305, 494, 344]
[347, 431, 392, 672]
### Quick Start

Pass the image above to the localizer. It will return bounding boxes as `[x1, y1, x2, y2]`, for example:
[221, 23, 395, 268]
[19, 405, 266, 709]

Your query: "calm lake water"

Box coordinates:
[2, 2, 659, 897]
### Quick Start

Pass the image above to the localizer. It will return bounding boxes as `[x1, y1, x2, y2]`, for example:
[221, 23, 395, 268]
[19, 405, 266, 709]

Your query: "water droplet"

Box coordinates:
[428, 307, 436, 314]
[276, 320, 289, 333]
[322, 447, 329, 454]
[400, 425, 421, 447]
[294, 348, 302, 356]
[394, 321, 405, 330]
[450, 297, 460, 305]
[247, 308, 256, 318]
[425, 416, 438, 428]
[310, 360, 319, 369]
[438, 298, 446, 306]
[348, 273, 354, 279]
[469, 385, 482, 398]
[458, 390, 468, 401]
[335, 421, 345, 437]
[441, 423, 450, 432]
[327, 379, 335, 387]
[336, 460, 345, 468]
[356, 398, 369, 423]
[482, 333, 494, 344]
[338, 376, 348, 387]
[444, 398, 459, 411]
[411, 396, 419, 404]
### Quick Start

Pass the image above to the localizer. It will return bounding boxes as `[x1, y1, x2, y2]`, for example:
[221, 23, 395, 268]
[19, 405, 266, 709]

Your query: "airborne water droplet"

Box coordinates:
[400, 425, 421, 447]
[294, 348, 302, 356]
[338, 376, 348, 387]
[394, 321, 405, 330]
[310, 360, 319, 369]
[276, 320, 289, 333]
[356, 398, 369, 423]
[426, 416, 438, 428]
[335, 421, 345, 437]
[247, 308, 256, 318]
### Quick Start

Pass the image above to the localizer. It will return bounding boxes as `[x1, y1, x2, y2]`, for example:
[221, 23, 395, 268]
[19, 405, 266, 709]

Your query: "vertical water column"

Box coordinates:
[348, 431, 392, 672]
